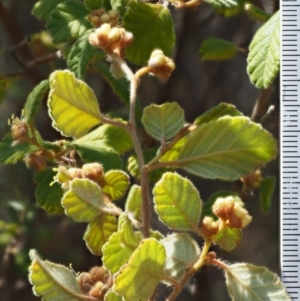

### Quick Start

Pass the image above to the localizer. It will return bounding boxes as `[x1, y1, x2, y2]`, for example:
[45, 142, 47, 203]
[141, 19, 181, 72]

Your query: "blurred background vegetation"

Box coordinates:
[0, 0, 279, 300]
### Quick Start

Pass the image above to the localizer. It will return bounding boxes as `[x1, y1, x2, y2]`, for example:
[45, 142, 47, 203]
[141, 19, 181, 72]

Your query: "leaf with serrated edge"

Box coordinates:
[62, 178, 104, 222]
[213, 225, 241, 251]
[105, 290, 123, 301]
[162, 233, 200, 282]
[103, 214, 142, 274]
[32, 0, 64, 20]
[84, 213, 117, 255]
[114, 238, 166, 301]
[46, 0, 92, 43]
[23, 80, 49, 122]
[125, 185, 142, 222]
[200, 38, 238, 61]
[177, 116, 278, 180]
[153, 172, 202, 231]
[260, 176, 276, 213]
[123, 1, 175, 65]
[48, 70, 101, 138]
[205, 0, 239, 9]
[84, 0, 102, 10]
[67, 29, 96, 79]
[142, 103, 185, 141]
[247, 11, 280, 89]
[225, 263, 290, 300]
[102, 170, 130, 200]
[29, 249, 83, 300]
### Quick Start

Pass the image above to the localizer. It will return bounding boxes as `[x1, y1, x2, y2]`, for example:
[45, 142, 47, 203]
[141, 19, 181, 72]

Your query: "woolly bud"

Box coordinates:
[230, 203, 252, 228]
[77, 272, 94, 293]
[10, 117, 28, 144]
[241, 169, 262, 191]
[108, 9, 118, 18]
[212, 196, 235, 221]
[82, 163, 104, 183]
[148, 49, 175, 79]
[108, 27, 121, 44]
[89, 281, 105, 298]
[24, 152, 47, 171]
[100, 13, 111, 23]
[201, 216, 220, 238]
[89, 266, 108, 283]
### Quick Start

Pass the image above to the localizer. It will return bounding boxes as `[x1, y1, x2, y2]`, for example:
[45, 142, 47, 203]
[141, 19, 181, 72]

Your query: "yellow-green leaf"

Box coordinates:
[125, 185, 142, 222]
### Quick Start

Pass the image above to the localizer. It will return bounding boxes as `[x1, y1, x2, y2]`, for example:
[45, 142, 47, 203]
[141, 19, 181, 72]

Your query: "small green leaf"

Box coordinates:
[29, 249, 82, 300]
[32, 0, 64, 20]
[105, 290, 123, 301]
[153, 172, 202, 231]
[103, 214, 142, 274]
[114, 238, 166, 301]
[122, 1, 175, 65]
[213, 225, 241, 251]
[48, 70, 101, 138]
[142, 103, 185, 141]
[260, 176, 276, 213]
[23, 80, 49, 123]
[247, 11, 280, 89]
[162, 233, 200, 282]
[84, 213, 117, 255]
[74, 124, 133, 154]
[200, 38, 238, 61]
[205, 0, 239, 9]
[102, 170, 130, 200]
[84, 0, 102, 10]
[111, 0, 130, 16]
[34, 168, 64, 215]
[67, 29, 96, 79]
[225, 263, 290, 300]
[160, 136, 188, 162]
[177, 116, 278, 180]
[244, 3, 270, 22]
[46, 0, 92, 43]
[0, 133, 38, 164]
[125, 185, 142, 222]
[194, 103, 242, 126]
[62, 178, 104, 222]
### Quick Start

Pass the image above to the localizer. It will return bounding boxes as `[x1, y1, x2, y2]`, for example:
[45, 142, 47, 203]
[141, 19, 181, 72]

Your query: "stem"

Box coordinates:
[100, 114, 129, 131]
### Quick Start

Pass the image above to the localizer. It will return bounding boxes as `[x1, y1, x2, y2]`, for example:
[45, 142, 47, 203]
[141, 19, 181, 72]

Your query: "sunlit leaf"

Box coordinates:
[213, 224, 241, 251]
[32, 0, 64, 20]
[153, 172, 202, 231]
[114, 238, 166, 301]
[260, 176, 276, 213]
[84, 0, 102, 10]
[160, 136, 188, 162]
[105, 290, 123, 301]
[125, 185, 142, 222]
[111, 0, 130, 16]
[205, 0, 239, 8]
[244, 3, 270, 22]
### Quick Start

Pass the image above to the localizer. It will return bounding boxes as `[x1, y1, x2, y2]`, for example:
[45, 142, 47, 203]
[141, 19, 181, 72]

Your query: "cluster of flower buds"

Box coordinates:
[148, 49, 175, 79]
[89, 23, 133, 56]
[9, 117, 28, 146]
[25, 151, 47, 171]
[241, 169, 262, 192]
[55, 162, 104, 190]
[89, 9, 119, 27]
[201, 196, 252, 239]
[77, 266, 113, 299]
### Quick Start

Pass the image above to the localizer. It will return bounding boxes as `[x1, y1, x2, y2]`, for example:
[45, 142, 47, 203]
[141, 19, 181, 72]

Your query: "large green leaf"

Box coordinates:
[23, 80, 49, 123]
[32, 0, 64, 20]
[247, 11, 280, 89]
[48, 70, 101, 138]
[225, 263, 290, 300]
[62, 178, 104, 222]
[29, 250, 83, 300]
[84, 213, 117, 255]
[176, 116, 278, 180]
[34, 168, 64, 215]
[114, 238, 166, 301]
[67, 29, 96, 79]
[122, 1, 175, 65]
[46, 0, 92, 43]
[142, 103, 185, 141]
[153, 172, 202, 231]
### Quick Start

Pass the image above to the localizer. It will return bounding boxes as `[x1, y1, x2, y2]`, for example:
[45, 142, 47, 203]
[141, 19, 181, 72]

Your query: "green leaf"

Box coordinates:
[32, 0, 64, 20]
[260, 176, 276, 213]
[114, 238, 166, 301]
[67, 29, 96, 79]
[103, 214, 142, 274]
[105, 290, 123, 301]
[34, 168, 64, 215]
[84, 0, 102, 10]
[29, 249, 83, 300]
[160, 136, 188, 162]
[213, 225, 241, 251]
[244, 3, 270, 22]
[247, 11, 280, 89]
[46, 0, 92, 44]
[200, 38, 238, 61]
[0, 133, 38, 164]
[102, 170, 130, 200]
[72, 142, 122, 170]
[111, 0, 130, 16]
[84, 213, 117, 255]
[153, 172, 202, 231]
[74, 124, 133, 154]
[162, 233, 200, 282]
[23, 80, 49, 123]
[205, 0, 239, 9]
[194, 103, 242, 126]
[125, 185, 142, 222]
[62, 178, 104, 222]
[122, 1, 175, 65]
[142, 103, 185, 141]
[224, 263, 290, 300]
[177, 116, 278, 180]
[48, 70, 101, 138]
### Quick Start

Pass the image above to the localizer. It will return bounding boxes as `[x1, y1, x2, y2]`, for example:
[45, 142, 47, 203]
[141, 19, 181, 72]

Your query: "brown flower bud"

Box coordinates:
[148, 49, 175, 79]
[77, 272, 94, 293]
[241, 169, 262, 191]
[82, 163, 104, 183]
[89, 281, 105, 298]
[212, 196, 235, 221]
[201, 216, 220, 238]
[24, 151, 47, 171]
[10, 117, 28, 144]
[89, 266, 108, 283]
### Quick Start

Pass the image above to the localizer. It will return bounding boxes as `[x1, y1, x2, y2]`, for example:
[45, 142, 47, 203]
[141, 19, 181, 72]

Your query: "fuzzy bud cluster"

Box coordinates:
[89, 9, 119, 27]
[148, 49, 175, 79]
[241, 169, 262, 191]
[25, 151, 47, 171]
[77, 266, 113, 300]
[89, 24, 133, 56]
[10, 117, 28, 145]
